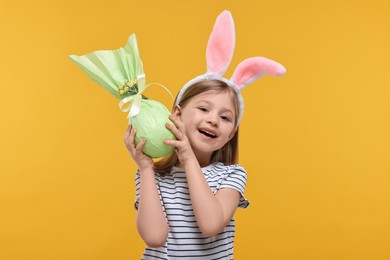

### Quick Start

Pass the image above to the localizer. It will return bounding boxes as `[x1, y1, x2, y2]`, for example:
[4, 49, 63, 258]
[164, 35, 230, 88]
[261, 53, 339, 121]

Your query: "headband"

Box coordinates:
[175, 10, 286, 125]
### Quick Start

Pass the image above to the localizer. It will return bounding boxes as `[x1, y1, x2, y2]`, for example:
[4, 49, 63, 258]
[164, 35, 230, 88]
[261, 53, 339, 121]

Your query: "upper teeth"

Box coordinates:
[200, 130, 216, 137]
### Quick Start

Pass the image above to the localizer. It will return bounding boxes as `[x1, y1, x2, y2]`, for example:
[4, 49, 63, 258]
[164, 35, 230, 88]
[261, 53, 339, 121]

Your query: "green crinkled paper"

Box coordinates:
[69, 34, 143, 98]
[69, 34, 175, 158]
[132, 99, 175, 158]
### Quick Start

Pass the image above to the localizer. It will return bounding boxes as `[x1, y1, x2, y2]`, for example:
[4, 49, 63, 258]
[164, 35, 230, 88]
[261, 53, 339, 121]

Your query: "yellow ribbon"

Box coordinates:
[118, 74, 174, 120]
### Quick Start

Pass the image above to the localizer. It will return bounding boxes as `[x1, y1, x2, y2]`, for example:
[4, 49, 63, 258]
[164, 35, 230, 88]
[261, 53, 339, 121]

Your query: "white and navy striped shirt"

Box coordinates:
[134, 162, 249, 260]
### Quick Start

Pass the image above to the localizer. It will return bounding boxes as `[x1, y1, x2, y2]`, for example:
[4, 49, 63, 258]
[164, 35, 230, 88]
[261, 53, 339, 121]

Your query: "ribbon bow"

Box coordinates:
[118, 74, 173, 120]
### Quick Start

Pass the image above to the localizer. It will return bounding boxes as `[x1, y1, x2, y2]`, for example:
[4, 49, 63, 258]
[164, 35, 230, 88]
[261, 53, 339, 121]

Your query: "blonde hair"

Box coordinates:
[154, 80, 240, 175]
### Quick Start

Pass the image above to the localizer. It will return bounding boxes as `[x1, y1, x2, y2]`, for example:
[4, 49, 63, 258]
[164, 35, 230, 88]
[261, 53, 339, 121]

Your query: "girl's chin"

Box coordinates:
[191, 144, 222, 158]
[191, 146, 213, 158]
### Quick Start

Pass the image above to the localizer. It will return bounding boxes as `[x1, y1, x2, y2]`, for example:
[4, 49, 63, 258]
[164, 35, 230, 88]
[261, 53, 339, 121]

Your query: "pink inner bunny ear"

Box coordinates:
[231, 57, 286, 89]
[206, 10, 235, 76]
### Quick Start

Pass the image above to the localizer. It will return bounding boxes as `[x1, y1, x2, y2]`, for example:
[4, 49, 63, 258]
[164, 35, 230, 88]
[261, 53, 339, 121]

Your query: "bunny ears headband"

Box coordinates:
[175, 10, 286, 125]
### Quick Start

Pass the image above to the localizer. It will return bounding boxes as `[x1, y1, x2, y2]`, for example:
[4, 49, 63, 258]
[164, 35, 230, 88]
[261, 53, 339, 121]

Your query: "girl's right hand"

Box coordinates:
[164, 114, 197, 167]
[124, 126, 154, 171]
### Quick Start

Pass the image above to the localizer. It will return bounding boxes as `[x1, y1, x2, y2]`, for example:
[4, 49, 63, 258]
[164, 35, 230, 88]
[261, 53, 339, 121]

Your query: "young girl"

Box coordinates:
[124, 11, 285, 259]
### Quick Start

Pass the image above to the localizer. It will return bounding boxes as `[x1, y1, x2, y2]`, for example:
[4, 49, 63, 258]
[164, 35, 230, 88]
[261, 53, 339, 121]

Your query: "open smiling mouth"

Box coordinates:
[198, 129, 217, 138]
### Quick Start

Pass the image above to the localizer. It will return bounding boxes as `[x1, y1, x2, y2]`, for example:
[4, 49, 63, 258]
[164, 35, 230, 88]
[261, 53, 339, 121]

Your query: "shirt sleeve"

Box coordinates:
[134, 170, 140, 210]
[219, 165, 249, 208]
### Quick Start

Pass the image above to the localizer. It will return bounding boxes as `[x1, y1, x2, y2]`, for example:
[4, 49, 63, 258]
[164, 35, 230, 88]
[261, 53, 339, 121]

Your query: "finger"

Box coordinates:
[125, 127, 137, 151]
[165, 122, 184, 139]
[163, 139, 181, 148]
[124, 126, 131, 143]
[169, 114, 186, 133]
[135, 138, 147, 153]
[131, 128, 140, 145]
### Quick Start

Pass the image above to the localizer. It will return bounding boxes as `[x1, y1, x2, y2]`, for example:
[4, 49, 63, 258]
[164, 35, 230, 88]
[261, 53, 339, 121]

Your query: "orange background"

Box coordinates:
[1, 0, 389, 259]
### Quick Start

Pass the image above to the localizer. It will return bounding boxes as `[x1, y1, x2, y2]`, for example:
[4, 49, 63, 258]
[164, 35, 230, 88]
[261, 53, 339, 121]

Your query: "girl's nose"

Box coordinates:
[207, 114, 219, 127]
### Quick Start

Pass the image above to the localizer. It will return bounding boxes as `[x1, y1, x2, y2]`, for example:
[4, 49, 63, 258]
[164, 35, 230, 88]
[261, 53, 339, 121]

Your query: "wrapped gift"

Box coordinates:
[69, 34, 175, 158]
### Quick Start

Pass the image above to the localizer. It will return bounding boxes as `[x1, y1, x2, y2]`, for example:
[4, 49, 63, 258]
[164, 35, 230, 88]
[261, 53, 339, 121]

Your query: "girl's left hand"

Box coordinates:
[164, 114, 196, 166]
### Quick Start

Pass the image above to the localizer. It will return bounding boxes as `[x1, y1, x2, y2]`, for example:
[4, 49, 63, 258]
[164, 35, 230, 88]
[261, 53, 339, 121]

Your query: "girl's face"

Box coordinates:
[174, 89, 237, 164]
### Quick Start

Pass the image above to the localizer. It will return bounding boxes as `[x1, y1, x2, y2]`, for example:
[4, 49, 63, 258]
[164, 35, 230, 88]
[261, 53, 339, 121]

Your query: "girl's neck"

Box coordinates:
[175, 154, 212, 169]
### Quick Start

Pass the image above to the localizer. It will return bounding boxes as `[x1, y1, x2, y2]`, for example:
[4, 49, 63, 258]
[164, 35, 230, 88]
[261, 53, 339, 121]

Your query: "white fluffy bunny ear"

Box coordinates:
[206, 10, 235, 76]
[230, 57, 286, 90]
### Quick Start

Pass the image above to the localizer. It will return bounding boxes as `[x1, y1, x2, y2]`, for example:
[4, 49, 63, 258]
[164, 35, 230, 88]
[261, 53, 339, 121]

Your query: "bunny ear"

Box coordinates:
[206, 10, 235, 76]
[230, 57, 286, 89]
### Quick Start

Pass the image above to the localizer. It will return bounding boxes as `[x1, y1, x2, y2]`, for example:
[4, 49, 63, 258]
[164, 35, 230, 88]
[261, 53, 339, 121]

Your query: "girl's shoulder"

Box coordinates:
[205, 162, 247, 175]
[152, 163, 247, 179]
[213, 162, 245, 170]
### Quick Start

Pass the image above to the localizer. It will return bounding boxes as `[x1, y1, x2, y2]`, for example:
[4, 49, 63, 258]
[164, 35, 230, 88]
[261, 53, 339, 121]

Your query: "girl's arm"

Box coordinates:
[184, 159, 241, 237]
[124, 127, 168, 247]
[136, 167, 168, 247]
[164, 116, 241, 237]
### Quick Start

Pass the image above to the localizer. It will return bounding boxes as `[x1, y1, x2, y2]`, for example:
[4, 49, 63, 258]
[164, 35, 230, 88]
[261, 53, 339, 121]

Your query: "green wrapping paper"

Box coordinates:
[132, 100, 175, 158]
[69, 34, 143, 98]
[69, 34, 175, 158]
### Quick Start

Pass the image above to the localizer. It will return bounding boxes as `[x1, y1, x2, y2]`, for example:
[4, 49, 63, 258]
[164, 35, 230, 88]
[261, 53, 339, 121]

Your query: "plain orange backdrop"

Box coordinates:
[1, 0, 389, 259]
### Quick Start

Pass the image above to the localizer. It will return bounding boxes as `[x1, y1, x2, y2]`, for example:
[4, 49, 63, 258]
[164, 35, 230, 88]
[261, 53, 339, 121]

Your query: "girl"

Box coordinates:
[124, 10, 285, 259]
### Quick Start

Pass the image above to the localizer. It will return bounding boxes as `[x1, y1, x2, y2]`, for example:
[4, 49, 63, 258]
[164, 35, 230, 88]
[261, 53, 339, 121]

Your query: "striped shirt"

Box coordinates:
[134, 162, 249, 259]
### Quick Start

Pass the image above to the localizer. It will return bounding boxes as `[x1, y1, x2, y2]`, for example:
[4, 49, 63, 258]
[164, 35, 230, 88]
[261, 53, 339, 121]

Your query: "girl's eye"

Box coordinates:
[220, 115, 231, 122]
[198, 107, 208, 112]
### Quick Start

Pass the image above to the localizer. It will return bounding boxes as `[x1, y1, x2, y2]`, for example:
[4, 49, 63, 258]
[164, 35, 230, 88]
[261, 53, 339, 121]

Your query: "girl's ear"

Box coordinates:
[172, 105, 182, 117]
